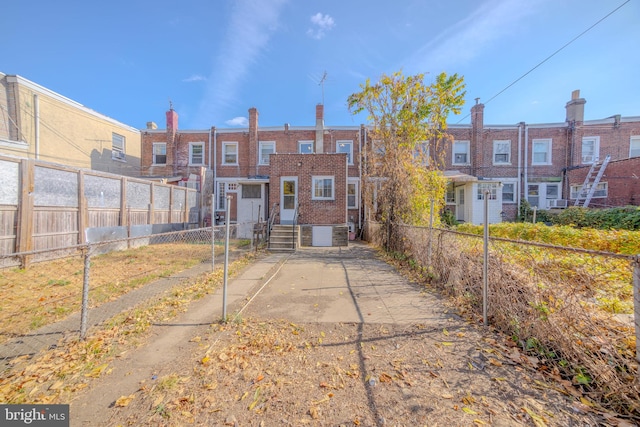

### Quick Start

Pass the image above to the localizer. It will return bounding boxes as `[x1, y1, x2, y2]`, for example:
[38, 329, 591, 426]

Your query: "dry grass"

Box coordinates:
[0, 241, 235, 342]
[371, 223, 640, 421]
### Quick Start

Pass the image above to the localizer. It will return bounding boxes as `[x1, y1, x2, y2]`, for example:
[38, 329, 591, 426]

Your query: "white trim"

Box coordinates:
[222, 142, 238, 165]
[189, 141, 205, 165]
[258, 140, 275, 165]
[581, 136, 600, 164]
[531, 138, 552, 165]
[347, 178, 359, 209]
[630, 136, 640, 158]
[492, 140, 511, 165]
[0, 139, 28, 149]
[312, 175, 335, 200]
[298, 140, 314, 154]
[152, 142, 167, 165]
[452, 140, 470, 165]
[336, 140, 354, 164]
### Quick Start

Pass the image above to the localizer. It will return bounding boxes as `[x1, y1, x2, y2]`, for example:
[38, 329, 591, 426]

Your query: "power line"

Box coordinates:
[456, 0, 630, 124]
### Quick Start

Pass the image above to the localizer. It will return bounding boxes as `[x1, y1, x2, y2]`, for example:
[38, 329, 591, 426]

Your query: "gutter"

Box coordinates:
[524, 124, 529, 209]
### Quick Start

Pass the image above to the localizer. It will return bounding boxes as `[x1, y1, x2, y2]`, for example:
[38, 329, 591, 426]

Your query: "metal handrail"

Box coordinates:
[291, 204, 300, 249]
[266, 202, 279, 245]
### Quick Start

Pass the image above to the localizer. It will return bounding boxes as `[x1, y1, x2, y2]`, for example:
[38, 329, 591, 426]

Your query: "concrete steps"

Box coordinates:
[268, 224, 299, 252]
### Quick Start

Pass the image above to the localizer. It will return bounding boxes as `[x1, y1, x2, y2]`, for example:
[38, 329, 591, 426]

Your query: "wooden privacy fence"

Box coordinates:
[0, 155, 200, 265]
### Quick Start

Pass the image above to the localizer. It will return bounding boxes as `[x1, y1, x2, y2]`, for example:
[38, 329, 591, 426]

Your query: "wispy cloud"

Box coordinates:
[194, 0, 288, 127]
[406, 0, 541, 71]
[225, 116, 249, 127]
[307, 12, 335, 40]
[183, 74, 207, 83]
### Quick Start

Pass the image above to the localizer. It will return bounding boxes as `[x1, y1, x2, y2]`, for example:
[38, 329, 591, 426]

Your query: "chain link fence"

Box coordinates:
[366, 220, 640, 419]
[0, 224, 263, 371]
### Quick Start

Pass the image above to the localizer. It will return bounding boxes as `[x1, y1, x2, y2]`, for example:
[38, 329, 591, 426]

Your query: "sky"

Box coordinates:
[3, 0, 638, 130]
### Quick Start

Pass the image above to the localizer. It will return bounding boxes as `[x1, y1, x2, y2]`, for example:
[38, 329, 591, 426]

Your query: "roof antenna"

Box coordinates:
[169, 98, 173, 111]
[318, 71, 327, 105]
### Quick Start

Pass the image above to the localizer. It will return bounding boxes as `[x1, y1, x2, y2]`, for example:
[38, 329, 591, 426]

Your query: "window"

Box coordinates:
[217, 182, 226, 210]
[299, 141, 313, 154]
[112, 133, 125, 161]
[242, 184, 261, 199]
[222, 142, 238, 165]
[581, 137, 600, 163]
[532, 139, 551, 165]
[546, 184, 559, 200]
[312, 176, 334, 200]
[527, 184, 540, 207]
[347, 179, 359, 209]
[493, 140, 511, 164]
[414, 142, 430, 166]
[152, 143, 166, 164]
[337, 141, 353, 164]
[477, 183, 498, 200]
[259, 141, 275, 165]
[445, 184, 455, 204]
[630, 136, 640, 158]
[453, 141, 470, 165]
[502, 183, 515, 203]
[571, 182, 608, 199]
[189, 142, 204, 165]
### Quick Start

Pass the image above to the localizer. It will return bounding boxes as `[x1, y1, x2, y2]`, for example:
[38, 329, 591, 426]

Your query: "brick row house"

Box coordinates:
[141, 90, 640, 243]
[443, 90, 640, 224]
[141, 105, 362, 246]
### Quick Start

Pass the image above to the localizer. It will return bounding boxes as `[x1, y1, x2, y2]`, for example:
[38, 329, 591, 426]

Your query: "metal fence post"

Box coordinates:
[633, 256, 640, 372]
[222, 196, 231, 322]
[427, 199, 434, 266]
[483, 191, 489, 327]
[80, 246, 91, 340]
[211, 195, 215, 272]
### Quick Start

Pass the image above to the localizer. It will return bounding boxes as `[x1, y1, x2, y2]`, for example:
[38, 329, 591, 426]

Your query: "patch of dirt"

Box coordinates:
[100, 317, 605, 426]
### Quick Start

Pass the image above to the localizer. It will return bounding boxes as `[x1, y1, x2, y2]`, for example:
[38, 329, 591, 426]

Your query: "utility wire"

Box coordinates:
[456, 0, 630, 124]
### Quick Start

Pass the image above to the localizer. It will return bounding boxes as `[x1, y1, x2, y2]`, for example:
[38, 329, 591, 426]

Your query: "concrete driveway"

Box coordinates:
[241, 242, 449, 327]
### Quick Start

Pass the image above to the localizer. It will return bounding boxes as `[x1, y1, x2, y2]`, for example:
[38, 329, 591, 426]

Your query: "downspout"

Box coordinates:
[517, 122, 522, 216]
[34, 94, 40, 159]
[213, 128, 217, 213]
[524, 124, 529, 213]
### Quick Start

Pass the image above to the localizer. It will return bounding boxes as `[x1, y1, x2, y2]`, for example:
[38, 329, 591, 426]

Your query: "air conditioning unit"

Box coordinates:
[548, 199, 567, 209]
[112, 150, 125, 160]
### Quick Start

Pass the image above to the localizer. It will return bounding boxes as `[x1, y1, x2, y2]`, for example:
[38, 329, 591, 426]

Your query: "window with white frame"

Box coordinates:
[477, 183, 498, 200]
[259, 141, 275, 165]
[445, 184, 455, 204]
[453, 140, 470, 165]
[217, 182, 226, 210]
[546, 184, 559, 201]
[347, 179, 359, 209]
[312, 176, 334, 200]
[299, 141, 313, 154]
[414, 141, 430, 166]
[630, 136, 640, 158]
[527, 184, 540, 207]
[571, 182, 608, 199]
[242, 184, 261, 199]
[581, 136, 600, 163]
[502, 182, 515, 203]
[152, 143, 166, 164]
[337, 141, 353, 164]
[493, 140, 511, 164]
[112, 133, 126, 161]
[222, 142, 238, 165]
[532, 139, 552, 165]
[189, 142, 204, 165]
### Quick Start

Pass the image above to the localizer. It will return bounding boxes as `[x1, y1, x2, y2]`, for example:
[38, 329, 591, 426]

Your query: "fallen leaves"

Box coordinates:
[115, 394, 135, 407]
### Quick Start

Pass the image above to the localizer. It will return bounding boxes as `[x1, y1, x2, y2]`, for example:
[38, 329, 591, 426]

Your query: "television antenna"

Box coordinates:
[309, 71, 329, 105]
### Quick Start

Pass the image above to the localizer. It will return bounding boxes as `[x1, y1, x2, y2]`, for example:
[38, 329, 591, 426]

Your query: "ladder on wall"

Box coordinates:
[574, 154, 610, 208]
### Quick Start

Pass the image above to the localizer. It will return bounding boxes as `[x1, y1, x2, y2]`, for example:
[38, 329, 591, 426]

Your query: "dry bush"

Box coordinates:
[370, 222, 640, 420]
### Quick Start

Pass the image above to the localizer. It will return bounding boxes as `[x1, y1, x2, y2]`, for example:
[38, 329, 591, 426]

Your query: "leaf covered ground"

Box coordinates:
[103, 317, 615, 426]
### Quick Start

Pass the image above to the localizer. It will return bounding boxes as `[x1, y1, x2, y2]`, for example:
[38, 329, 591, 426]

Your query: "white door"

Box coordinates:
[280, 176, 298, 224]
[456, 188, 465, 222]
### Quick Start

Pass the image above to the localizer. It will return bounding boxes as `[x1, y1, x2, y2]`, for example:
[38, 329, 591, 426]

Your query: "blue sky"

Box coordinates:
[3, 0, 638, 130]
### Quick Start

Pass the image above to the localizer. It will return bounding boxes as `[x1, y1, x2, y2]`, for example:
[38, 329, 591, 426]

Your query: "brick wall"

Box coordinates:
[567, 157, 640, 207]
[269, 153, 348, 225]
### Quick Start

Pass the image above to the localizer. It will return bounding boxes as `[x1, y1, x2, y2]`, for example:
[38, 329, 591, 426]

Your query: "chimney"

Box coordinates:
[471, 99, 484, 174]
[249, 107, 258, 174]
[146, 121, 157, 130]
[315, 104, 324, 153]
[166, 108, 178, 130]
[565, 90, 586, 123]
